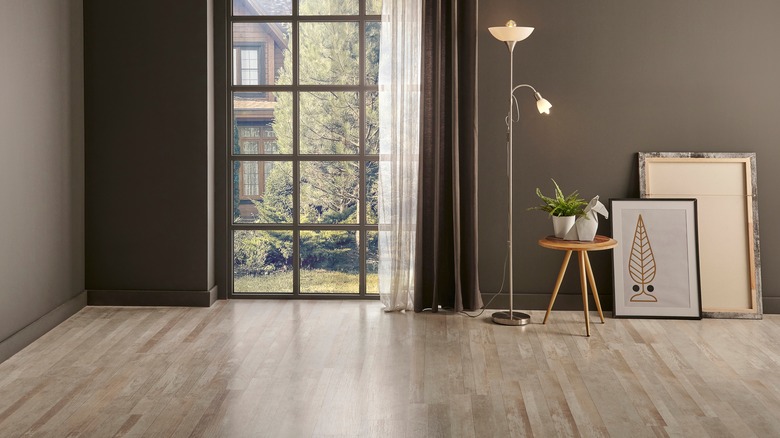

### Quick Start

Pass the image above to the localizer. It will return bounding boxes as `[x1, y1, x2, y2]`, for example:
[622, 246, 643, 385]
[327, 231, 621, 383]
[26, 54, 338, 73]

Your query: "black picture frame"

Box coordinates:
[610, 199, 702, 319]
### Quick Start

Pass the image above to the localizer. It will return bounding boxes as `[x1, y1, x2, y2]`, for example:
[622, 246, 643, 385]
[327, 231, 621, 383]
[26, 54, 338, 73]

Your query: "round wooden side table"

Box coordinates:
[537, 235, 618, 337]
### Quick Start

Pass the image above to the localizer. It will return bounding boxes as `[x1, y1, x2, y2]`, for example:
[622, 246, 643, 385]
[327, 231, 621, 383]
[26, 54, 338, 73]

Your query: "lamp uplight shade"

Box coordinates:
[489, 22, 534, 42]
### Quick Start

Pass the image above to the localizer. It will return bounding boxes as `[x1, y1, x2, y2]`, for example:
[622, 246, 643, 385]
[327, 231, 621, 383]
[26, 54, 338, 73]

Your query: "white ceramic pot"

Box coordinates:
[552, 215, 576, 239]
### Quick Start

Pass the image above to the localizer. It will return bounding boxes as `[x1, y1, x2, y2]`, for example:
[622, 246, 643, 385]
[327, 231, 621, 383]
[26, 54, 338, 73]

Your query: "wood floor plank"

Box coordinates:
[1, 305, 779, 437]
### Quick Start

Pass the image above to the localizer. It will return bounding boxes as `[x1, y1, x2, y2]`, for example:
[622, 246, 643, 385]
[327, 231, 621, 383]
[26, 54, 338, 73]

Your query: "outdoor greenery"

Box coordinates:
[235, 270, 379, 294]
[234, 230, 379, 291]
[233, 230, 293, 276]
[233, 12, 380, 292]
[299, 0, 358, 18]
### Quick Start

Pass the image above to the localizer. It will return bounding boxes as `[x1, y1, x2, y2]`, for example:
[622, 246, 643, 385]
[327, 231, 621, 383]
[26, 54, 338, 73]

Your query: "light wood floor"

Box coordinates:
[1, 301, 779, 437]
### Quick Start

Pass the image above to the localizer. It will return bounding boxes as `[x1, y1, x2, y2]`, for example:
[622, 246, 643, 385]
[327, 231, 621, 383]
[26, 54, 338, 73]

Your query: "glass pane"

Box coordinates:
[233, 230, 293, 293]
[365, 91, 379, 154]
[300, 230, 359, 293]
[299, 0, 358, 15]
[367, 231, 378, 294]
[365, 21, 380, 85]
[232, 23, 291, 86]
[233, 92, 292, 154]
[299, 92, 360, 154]
[233, 161, 293, 224]
[300, 161, 359, 224]
[366, 161, 378, 224]
[366, 0, 382, 15]
[299, 22, 359, 85]
[233, 0, 292, 16]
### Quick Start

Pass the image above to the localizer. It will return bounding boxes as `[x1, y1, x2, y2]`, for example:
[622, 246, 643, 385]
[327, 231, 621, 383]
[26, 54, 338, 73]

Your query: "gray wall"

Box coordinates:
[0, 0, 86, 362]
[479, 0, 780, 312]
[84, 1, 216, 306]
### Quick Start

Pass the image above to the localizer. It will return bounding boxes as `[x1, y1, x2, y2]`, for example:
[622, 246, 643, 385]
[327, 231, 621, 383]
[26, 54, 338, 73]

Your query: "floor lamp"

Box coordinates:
[489, 20, 552, 326]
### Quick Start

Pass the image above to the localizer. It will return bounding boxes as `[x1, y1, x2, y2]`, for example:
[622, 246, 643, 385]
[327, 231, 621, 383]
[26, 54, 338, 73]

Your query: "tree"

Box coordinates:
[236, 5, 380, 279]
[252, 162, 293, 224]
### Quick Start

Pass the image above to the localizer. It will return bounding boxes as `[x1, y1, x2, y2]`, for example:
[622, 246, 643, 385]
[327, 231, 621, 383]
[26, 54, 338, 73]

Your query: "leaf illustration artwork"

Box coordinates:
[628, 214, 658, 302]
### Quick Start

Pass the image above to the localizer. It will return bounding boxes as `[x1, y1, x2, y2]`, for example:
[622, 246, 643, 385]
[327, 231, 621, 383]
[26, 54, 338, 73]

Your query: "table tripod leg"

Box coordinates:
[544, 250, 572, 324]
[578, 251, 590, 337]
[584, 252, 605, 323]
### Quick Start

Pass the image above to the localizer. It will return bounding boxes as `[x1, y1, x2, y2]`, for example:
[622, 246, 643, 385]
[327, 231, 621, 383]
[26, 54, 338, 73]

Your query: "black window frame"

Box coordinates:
[227, 0, 381, 299]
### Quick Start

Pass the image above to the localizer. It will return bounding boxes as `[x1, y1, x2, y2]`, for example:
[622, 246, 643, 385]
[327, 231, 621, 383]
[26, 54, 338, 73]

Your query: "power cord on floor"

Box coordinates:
[458, 250, 508, 318]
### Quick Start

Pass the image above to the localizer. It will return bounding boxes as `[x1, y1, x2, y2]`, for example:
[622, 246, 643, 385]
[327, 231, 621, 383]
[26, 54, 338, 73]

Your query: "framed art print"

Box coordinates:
[610, 199, 702, 319]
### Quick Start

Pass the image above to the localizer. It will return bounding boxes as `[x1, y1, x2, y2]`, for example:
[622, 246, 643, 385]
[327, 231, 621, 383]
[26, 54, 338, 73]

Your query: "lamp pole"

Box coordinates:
[491, 40, 531, 326]
[508, 45, 515, 323]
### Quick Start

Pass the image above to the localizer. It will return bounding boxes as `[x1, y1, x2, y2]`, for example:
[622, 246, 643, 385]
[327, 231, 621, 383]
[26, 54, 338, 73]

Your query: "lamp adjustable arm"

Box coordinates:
[511, 83, 539, 95]
[509, 84, 552, 121]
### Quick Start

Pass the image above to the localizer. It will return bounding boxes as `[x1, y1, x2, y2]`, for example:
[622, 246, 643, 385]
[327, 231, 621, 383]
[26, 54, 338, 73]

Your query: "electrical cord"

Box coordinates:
[458, 250, 508, 318]
[459, 88, 533, 319]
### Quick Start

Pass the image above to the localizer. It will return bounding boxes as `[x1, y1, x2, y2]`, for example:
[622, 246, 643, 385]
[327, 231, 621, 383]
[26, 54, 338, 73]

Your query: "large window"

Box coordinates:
[229, 0, 381, 296]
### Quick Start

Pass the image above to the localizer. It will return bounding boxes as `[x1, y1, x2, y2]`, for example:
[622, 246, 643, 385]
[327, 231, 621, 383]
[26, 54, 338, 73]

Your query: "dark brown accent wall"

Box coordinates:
[84, 1, 216, 305]
[478, 0, 780, 313]
[78, 0, 779, 312]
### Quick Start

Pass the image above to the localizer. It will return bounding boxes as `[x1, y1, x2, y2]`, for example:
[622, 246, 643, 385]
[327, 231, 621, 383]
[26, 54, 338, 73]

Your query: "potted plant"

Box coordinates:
[529, 179, 587, 238]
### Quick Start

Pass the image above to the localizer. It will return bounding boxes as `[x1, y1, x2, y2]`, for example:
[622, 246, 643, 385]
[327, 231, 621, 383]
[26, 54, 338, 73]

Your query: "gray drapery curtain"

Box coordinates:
[414, 0, 483, 312]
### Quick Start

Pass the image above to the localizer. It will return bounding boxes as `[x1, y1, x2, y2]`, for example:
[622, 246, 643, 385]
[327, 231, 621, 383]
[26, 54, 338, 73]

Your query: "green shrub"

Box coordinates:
[233, 230, 293, 276]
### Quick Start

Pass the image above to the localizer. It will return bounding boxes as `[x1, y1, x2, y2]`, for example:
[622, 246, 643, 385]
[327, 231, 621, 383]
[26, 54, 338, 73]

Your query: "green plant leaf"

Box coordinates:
[530, 178, 587, 217]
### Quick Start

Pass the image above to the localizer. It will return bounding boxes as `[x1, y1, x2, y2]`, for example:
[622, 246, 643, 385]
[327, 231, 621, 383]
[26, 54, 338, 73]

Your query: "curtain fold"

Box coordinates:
[377, 0, 422, 311]
[415, 0, 482, 312]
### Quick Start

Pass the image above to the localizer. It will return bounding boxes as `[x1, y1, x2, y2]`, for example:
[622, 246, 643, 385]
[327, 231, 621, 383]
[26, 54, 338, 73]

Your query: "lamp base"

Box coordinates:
[491, 311, 531, 326]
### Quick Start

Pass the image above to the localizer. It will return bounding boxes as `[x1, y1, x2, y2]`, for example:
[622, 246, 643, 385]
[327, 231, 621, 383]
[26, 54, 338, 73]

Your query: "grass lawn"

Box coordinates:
[235, 269, 379, 294]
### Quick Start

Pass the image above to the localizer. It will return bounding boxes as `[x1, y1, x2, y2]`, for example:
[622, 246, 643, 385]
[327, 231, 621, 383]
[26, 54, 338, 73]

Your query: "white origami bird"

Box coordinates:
[564, 196, 609, 241]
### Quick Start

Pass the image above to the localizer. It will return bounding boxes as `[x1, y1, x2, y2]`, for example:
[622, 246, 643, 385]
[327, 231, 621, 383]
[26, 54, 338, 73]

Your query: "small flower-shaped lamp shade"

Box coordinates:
[534, 92, 552, 114]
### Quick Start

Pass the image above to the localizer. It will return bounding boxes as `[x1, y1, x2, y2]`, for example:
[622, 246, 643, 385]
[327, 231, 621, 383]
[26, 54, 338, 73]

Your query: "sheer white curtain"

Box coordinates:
[377, 0, 421, 311]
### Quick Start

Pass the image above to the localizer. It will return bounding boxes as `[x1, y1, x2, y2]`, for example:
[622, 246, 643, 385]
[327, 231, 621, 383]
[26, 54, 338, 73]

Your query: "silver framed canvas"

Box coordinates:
[611, 199, 702, 319]
[639, 152, 762, 319]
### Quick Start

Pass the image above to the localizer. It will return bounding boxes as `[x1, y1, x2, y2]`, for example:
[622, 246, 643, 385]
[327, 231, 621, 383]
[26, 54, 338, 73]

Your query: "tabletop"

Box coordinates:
[537, 235, 618, 251]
